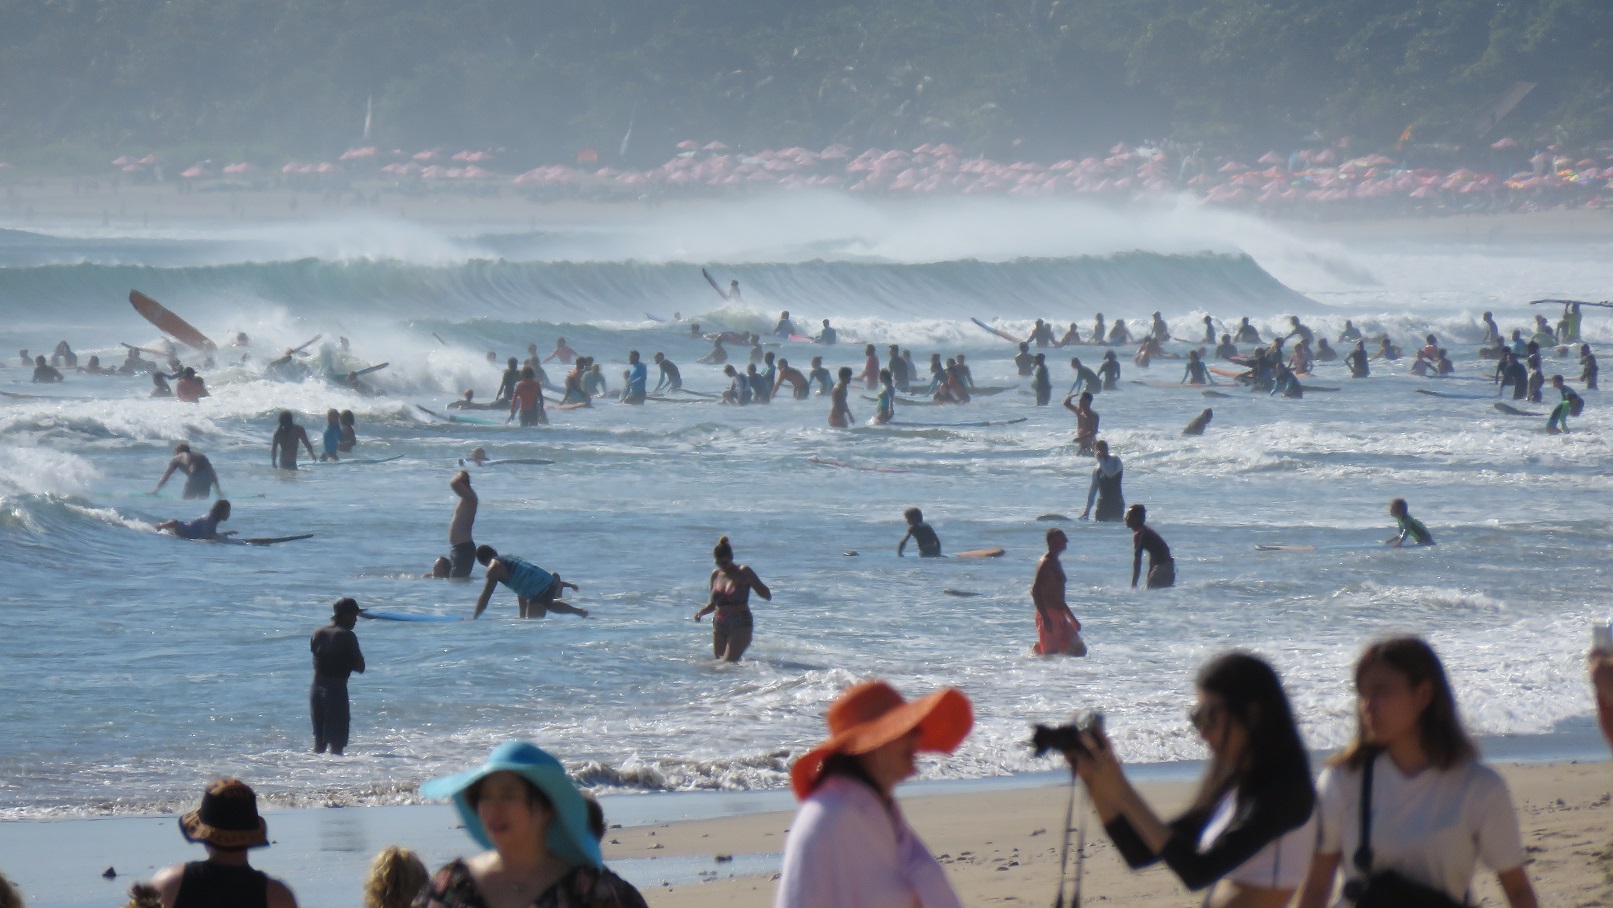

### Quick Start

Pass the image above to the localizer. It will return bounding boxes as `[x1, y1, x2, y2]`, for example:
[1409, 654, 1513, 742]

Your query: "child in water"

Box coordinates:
[1386, 498, 1435, 546]
[897, 507, 942, 557]
[319, 408, 342, 462]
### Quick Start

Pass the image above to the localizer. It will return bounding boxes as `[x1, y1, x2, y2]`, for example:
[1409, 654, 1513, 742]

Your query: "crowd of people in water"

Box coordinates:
[3, 295, 1604, 908]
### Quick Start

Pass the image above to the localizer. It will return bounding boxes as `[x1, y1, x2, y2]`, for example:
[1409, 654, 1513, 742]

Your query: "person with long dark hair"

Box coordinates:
[693, 535, 770, 662]
[1296, 636, 1538, 908]
[1061, 652, 1315, 906]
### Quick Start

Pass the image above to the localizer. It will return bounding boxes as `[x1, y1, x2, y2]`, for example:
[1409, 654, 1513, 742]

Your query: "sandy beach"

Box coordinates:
[4, 759, 1608, 907]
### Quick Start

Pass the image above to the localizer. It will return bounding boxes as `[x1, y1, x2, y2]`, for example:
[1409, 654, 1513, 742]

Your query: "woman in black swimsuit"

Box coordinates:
[693, 536, 772, 662]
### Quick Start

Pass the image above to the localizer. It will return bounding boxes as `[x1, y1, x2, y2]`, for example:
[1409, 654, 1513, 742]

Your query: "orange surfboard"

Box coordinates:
[129, 291, 216, 352]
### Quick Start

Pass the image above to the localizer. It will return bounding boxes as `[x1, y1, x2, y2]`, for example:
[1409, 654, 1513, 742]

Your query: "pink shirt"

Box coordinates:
[774, 775, 961, 908]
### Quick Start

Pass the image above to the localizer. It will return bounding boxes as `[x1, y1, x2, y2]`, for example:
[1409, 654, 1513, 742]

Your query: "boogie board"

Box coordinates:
[362, 610, 463, 623]
[955, 548, 1005, 558]
[971, 318, 1022, 345]
[463, 458, 556, 466]
[1254, 543, 1379, 553]
[130, 291, 217, 352]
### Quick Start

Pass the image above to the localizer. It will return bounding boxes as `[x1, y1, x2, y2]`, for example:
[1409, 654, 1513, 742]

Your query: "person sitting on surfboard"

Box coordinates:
[472, 545, 584, 620]
[774, 311, 796, 338]
[1079, 441, 1124, 522]
[1215, 334, 1239, 361]
[271, 411, 317, 469]
[76, 355, 114, 376]
[1386, 498, 1435, 546]
[653, 352, 682, 393]
[1014, 342, 1035, 376]
[829, 367, 855, 428]
[1065, 391, 1099, 454]
[31, 355, 63, 384]
[1031, 528, 1084, 657]
[155, 499, 234, 541]
[808, 357, 831, 396]
[697, 336, 728, 365]
[816, 319, 836, 346]
[897, 507, 942, 557]
[1126, 504, 1175, 589]
[544, 337, 578, 365]
[153, 443, 223, 500]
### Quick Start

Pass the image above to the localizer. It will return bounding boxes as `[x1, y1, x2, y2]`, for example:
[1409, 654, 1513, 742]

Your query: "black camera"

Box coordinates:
[1030, 712, 1104, 757]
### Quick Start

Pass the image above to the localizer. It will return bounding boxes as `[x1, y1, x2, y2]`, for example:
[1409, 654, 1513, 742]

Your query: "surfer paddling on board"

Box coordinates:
[1031, 528, 1085, 656]
[829, 367, 855, 428]
[1126, 504, 1175, 589]
[444, 471, 479, 579]
[153, 443, 223, 499]
[693, 535, 770, 662]
[155, 499, 234, 540]
[1385, 498, 1435, 546]
[472, 545, 584, 619]
[271, 411, 317, 471]
[898, 507, 942, 557]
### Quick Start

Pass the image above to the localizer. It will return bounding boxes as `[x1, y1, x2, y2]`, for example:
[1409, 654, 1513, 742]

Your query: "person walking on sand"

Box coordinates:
[153, 443, 222, 499]
[270, 411, 316, 471]
[310, 598, 366, 755]
[693, 535, 771, 662]
[472, 545, 584, 619]
[444, 471, 478, 579]
[1032, 528, 1085, 656]
[148, 778, 299, 908]
[1126, 504, 1175, 589]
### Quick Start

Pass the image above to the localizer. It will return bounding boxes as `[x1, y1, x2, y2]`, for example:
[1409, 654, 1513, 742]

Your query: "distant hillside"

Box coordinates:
[1, 0, 1607, 164]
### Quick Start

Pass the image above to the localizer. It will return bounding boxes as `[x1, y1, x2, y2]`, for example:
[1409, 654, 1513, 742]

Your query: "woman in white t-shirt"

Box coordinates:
[1297, 636, 1539, 908]
[1064, 652, 1316, 907]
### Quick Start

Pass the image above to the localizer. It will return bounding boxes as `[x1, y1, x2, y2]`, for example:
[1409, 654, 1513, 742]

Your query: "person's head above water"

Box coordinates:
[1123, 503, 1147, 529]
[467, 447, 488, 465]
[838, 366, 853, 381]
[1045, 526, 1067, 553]
[474, 544, 500, 566]
[278, 410, 294, 428]
[1387, 497, 1409, 518]
[904, 507, 923, 525]
[1018, 342, 1029, 353]
[174, 442, 192, 455]
[210, 499, 232, 521]
[507, 357, 518, 369]
[713, 535, 734, 565]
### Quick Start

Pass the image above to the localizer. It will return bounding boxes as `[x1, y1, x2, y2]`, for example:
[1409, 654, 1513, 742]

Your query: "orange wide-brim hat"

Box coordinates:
[790, 679, 973, 800]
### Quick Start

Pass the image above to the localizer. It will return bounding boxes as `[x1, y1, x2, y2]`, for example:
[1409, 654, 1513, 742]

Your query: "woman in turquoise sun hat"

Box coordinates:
[412, 741, 647, 908]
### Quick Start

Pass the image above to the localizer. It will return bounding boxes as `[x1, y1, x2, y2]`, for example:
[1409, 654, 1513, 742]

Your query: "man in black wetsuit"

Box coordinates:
[494, 357, 520, 402]
[652, 352, 682, 393]
[1214, 334, 1239, 360]
[1494, 352, 1527, 400]
[898, 507, 943, 557]
[310, 598, 366, 755]
[1125, 504, 1175, 589]
[888, 344, 910, 392]
[1345, 340, 1371, 378]
[150, 779, 299, 908]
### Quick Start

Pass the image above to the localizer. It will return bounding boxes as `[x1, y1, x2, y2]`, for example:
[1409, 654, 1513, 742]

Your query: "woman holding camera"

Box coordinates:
[1296, 636, 1538, 908]
[1064, 652, 1314, 907]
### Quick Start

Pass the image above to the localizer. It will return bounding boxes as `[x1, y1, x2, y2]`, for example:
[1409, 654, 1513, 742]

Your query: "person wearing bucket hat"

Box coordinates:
[148, 778, 299, 908]
[413, 742, 647, 908]
[310, 598, 366, 755]
[775, 679, 973, 908]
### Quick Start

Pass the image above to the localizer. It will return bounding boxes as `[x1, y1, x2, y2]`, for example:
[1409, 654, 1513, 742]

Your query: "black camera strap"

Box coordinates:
[1052, 778, 1086, 908]
[1351, 751, 1377, 881]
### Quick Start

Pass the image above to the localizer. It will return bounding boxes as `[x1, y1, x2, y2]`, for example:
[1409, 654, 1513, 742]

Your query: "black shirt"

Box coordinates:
[310, 625, 365, 681]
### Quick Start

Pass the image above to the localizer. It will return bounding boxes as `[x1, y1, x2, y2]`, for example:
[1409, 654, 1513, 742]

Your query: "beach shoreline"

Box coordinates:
[4, 757, 1609, 908]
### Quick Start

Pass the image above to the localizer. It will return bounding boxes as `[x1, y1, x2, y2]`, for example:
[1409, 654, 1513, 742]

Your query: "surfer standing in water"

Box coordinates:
[873, 368, 896, 425]
[153, 443, 223, 499]
[1031, 528, 1084, 656]
[897, 507, 942, 557]
[829, 367, 855, 428]
[652, 352, 682, 393]
[1078, 440, 1124, 522]
[693, 535, 771, 663]
[1064, 391, 1099, 454]
[444, 471, 478, 579]
[1126, 504, 1175, 589]
[271, 411, 316, 470]
[509, 367, 547, 425]
[544, 337, 578, 365]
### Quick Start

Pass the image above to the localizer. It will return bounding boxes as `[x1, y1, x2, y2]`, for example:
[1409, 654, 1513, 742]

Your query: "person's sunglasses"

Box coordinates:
[1188, 704, 1222, 734]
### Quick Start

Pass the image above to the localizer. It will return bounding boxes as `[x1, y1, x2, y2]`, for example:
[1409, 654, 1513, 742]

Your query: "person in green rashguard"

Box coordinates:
[1386, 498, 1435, 547]
[1547, 374, 1583, 435]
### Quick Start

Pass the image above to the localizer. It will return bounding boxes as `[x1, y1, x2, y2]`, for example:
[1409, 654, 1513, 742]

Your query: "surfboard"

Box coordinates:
[646, 396, 710, 404]
[1530, 298, 1613, 308]
[971, 318, 1022, 345]
[362, 611, 463, 623]
[942, 589, 981, 597]
[1254, 543, 1379, 552]
[1494, 402, 1542, 416]
[319, 454, 404, 466]
[416, 404, 499, 425]
[1202, 390, 1232, 398]
[808, 457, 911, 473]
[130, 291, 216, 352]
[120, 341, 167, 357]
[290, 335, 322, 354]
[955, 548, 1005, 558]
[702, 268, 731, 300]
[644, 313, 665, 322]
[1208, 366, 1246, 378]
[231, 534, 315, 546]
[970, 386, 1014, 396]
[464, 458, 556, 466]
[1415, 389, 1491, 401]
[352, 362, 389, 377]
[556, 401, 591, 411]
[897, 418, 1028, 428]
[1036, 514, 1070, 522]
[1130, 381, 1202, 389]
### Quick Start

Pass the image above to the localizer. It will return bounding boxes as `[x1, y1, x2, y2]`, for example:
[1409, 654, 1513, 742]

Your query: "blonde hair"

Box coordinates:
[121, 883, 160, 908]
[363, 846, 429, 908]
[0, 871, 21, 908]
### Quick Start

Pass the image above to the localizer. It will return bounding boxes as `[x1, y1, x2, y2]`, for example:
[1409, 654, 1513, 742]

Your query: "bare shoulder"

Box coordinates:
[149, 863, 185, 905]
[266, 877, 300, 908]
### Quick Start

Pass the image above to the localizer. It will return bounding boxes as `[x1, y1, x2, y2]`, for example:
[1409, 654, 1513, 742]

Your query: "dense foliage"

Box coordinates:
[1, 0, 1608, 165]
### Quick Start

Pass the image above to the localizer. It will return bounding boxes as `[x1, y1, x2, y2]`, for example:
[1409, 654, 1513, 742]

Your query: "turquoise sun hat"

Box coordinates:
[419, 741, 602, 868]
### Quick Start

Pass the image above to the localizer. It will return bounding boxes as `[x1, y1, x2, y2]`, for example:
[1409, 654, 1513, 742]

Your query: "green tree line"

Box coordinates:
[0, 0, 1607, 166]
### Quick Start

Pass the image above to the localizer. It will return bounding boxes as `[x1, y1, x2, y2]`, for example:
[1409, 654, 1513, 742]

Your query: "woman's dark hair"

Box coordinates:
[463, 775, 552, 812]
[1335, 636, 1476, 771]
[816, 752, 881, 794]
[713, 535, 733, 562]
[475, 544, 498, 565]
[1190, 652, 1312, 815]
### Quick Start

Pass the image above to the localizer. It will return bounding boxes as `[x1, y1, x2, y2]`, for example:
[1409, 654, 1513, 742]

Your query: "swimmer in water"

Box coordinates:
[692, 535, 770, 662]
[155, 499, 234, 540]
[653, 352, 682, 393]
[271, 411, 316, 470]
[319, 409, 342, 462]
[873, 368, 895, 425]
[1065, 391, 1099, 455]
[153, 443, 224, 499]
[1385, 498, 1434, 546]
[829, 366, 855, 428]
[461, 447, 490, 466]
[1015, 342, 1035, 377]
[1125, 504, 1175, 589]
[1182, 408, 1213, 436]
[1182, 349, 1214, 385]
[697, 336, 728, 365]
[544, 337, 578, 365]
[1214, 334, 1239, 360]
[807, 356, 831, 396]
[31, 355, 63, 383]
[471, 545, 584, 619]
[897, 507, 942, 557]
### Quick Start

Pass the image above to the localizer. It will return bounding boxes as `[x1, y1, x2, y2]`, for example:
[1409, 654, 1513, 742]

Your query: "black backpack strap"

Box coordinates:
[1352, 752, 1376, 878]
